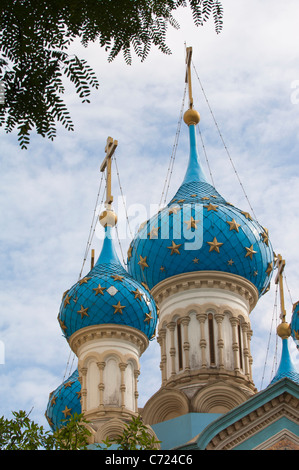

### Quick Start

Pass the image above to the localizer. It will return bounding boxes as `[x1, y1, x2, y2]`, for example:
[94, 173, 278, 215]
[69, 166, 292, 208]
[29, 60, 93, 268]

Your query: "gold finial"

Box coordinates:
[91, 249, 95, 269]
[99, 136, 118, 227]
[275, 254, 291, 338]
[183, 46, 200, 126]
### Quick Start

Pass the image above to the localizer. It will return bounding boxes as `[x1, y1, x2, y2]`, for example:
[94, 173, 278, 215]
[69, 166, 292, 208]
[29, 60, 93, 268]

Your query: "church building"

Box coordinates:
[45, 47, 299, 450]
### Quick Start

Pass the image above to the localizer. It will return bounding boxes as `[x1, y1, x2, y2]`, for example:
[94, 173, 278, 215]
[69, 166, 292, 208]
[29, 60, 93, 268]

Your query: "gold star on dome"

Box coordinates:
[62, 406, 72, 418]
[131, 288, 143, 300]
[184, 216, 199, 230]
[148, 226, 159, 239]
[191, 194, 197, 197]
[167, 241, 182, 255]
[245, 245, 257, 260]
[261, 229, 269, 246]
[160, 266, 165, 272]
[207, 237, 223, 253]
[111, 275, 123, 282]
[226, 218, 241, 232]
[138, 221, 147, 232]
[63, 294, 71, 308]
[228, 259, 234, 265]
[204, 203, 218, 212]
[201, 196, 209, 200]
[177, 199, 186, 203]
[138, 255, 149, 271]
[46, 415, 53, 427]
[77, 305, 89, 319]
[64, 381, 72, 388]
[93, 284, 106, 296]
[193, 257, 199, 263]
[211, 195, 218, 198]
[79, 277, 91, 285]
[144, 312, 153, 323]
[226, 202, 234, 206]
[168, 205, 181, 215]
[112, 301, 126, 314]
[51, 395, 56, 406]
[241, 211, 252, 220]
[254, 270, 258, 276]
[141, 282, 150, 291]
[127, 245, 133, 261]
[73, 296, 78, 304]
[76, 391, 82, 399]
[266, 262, 273, 276]
[62, 290, 69, 300]
[58, 318, 67, 332]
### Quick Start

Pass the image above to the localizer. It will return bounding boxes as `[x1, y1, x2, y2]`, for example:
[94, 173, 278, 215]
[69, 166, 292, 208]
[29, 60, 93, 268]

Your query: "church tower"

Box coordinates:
[46, 137, 158, 443]
[127, 47, 274, 424]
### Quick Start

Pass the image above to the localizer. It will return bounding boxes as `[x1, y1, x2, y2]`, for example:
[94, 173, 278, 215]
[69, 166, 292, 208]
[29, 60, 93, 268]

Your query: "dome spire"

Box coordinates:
[270, 254, 299, 385]
[182, 46, 208, 185]
[96, 136, 121, 267]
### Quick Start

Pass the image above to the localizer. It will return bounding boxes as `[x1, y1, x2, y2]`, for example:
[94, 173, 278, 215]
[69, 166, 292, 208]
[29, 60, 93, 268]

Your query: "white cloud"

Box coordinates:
[1, 0, 299, 429]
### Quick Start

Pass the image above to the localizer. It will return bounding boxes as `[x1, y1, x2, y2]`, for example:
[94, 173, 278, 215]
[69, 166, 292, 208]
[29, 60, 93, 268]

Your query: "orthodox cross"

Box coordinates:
[100, 136, 118, 208]
[185, 46, 194, 109]
[275, 254, 287, 322]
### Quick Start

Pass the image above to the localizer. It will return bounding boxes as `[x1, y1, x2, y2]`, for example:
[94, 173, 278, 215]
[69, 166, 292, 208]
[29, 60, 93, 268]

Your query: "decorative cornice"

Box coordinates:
[69, 323, 149, 356]
[208, 392, 299, 450]
[151, 271, 259, 312]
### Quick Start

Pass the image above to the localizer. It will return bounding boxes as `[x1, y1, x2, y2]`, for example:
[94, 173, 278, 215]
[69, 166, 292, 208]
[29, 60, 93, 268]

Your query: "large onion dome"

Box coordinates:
[127, 119, 274, 296]
[58, 225, 157, 341]
[45, 369, 81, 431]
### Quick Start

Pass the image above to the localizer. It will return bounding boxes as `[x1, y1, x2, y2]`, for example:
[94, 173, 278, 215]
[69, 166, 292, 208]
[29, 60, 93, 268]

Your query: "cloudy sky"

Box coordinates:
[1, 0, 299, 427]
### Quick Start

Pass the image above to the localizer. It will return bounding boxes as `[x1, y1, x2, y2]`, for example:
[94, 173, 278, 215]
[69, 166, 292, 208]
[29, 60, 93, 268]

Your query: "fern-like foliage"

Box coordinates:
[0, 0, 223, 148]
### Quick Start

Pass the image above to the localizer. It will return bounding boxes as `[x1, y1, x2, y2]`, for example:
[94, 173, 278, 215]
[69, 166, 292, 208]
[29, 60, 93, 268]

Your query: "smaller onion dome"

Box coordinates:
[58, 224, 157, 341]
[290, 300, 299, 349]
[45, 369, 81, 431]
[269, 338, 299, 386]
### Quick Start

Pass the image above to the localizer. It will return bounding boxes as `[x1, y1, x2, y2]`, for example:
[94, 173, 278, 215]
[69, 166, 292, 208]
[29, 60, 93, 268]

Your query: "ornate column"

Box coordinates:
[181, 317, 191, 372]
[80, 367, 88, 412]
[215, 313, 225, 369]
[134, 369, 140, 412]
[119, 362, 127, 410]
[197, 313, 207, 368]
[157, 328, 167, 386]
[97, 362, 106, 409]
[167, 322, 176, 378]
[230, 317, 240, 373]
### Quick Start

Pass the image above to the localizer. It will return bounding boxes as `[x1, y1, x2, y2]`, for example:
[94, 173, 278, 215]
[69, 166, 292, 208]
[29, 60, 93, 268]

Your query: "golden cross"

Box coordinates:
[275, 254, 287, 321]
[185, 46, 194, 109]
[100, 136, 118, 207]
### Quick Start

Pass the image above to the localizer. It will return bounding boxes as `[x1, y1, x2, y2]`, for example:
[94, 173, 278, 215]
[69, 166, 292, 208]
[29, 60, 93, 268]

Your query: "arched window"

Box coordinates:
[208, 313, 216, 366]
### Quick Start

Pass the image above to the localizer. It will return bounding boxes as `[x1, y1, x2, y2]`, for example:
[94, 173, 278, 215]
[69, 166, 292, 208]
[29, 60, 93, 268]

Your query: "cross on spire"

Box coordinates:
[275, 254, 287, 322]
[185, 46, 194, 109]
[100, 136, 118, 208]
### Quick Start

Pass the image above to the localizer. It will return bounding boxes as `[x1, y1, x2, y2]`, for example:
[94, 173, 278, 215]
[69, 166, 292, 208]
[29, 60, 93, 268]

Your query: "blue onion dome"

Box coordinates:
[127, 118, 274, 296]
[290, 301, 299, 349]
[45, 369, 81, 431]
[57, 224, 157, 341]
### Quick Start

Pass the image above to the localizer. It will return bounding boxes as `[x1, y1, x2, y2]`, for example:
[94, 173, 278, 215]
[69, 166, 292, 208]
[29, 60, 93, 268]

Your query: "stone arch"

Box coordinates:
[191, 381, 250, 413]
[142, 388, 189, 425]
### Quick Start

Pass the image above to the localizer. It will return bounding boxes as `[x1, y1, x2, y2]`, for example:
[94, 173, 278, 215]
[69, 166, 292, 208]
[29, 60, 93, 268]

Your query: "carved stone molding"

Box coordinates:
[69, 323, 149, 356]
[152, 271, 259, 312]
